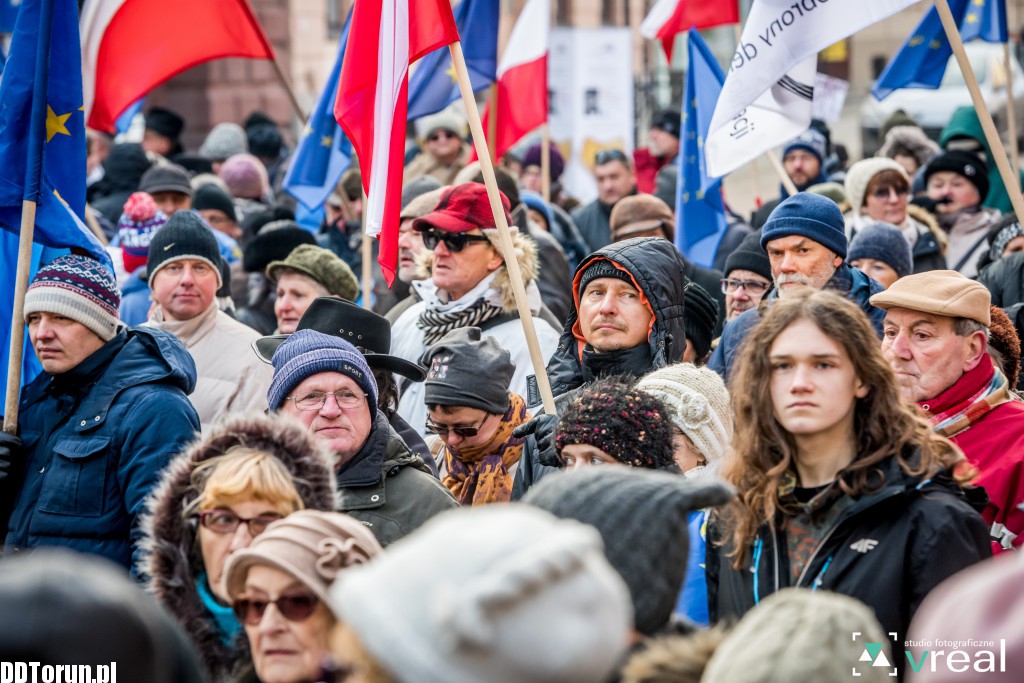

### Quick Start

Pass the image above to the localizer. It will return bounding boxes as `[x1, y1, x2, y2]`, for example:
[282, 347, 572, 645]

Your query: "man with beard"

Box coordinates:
[751, 129, 829, 229]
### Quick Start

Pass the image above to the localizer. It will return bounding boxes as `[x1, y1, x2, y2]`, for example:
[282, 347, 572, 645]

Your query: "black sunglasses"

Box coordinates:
[232, 592, 319, 625]
[425, 415, 487, 438]
[595, 149, 628, 165]
[418, 228, 491, 253]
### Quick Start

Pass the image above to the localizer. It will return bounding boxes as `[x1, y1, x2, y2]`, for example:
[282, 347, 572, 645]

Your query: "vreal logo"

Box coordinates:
[853, 631, 1008, 677]
[852, 631, 898, 677]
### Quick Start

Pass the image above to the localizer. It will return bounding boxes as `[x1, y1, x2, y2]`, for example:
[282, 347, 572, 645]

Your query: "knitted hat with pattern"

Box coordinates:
[24, 255, 121, 341]
[554, 377, 675, 469]
[637, 363, 733, 465]
[117, 192, 168, 274]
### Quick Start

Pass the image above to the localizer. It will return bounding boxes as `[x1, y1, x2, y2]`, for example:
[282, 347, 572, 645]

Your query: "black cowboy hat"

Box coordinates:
[253, 297, 427, 381]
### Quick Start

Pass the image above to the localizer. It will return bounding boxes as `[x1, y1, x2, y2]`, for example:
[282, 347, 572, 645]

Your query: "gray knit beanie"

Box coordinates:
[848, 222, 914, 279]
[523, 468, 735, 635]
[199, 122, 248, 161]
[423, 327, 514, 413]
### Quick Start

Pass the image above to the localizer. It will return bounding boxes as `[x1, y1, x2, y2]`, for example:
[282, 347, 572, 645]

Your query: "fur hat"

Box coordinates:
[415, 109, 467, 142]
[330, 506, 633, 683]
[24, 255, 121, 342]
[637, 363, 732, 465]
[145, 108, 184, 141]
[761, 192, 848, 259]
[523, 468, 735, 636]
[879, 125, 940, 170]
[844, 157, 909, 216]
[988, 305, 1021, 387]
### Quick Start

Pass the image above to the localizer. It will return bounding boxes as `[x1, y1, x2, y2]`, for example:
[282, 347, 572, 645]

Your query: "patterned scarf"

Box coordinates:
[929, 367, 1013, 438]
[417, 295, 505, 345]
[442, 393, 530, 506]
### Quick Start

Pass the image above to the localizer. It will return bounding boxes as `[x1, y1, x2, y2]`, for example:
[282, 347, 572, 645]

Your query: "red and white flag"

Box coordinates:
[640, 0, 740, 59]
[479, 0, 549, 162]
[335, 0, 459, 286]
[81, 0, 275, 134]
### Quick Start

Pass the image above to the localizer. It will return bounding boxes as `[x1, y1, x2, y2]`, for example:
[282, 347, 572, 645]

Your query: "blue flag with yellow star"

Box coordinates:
[873, 0, 1007, 100]
[283, 12, 354, 211]
[406, 0, 498, 121]
[675, 29, 727, 269]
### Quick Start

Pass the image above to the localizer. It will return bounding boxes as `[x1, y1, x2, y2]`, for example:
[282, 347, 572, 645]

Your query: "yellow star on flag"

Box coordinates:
[321, 135, 333, 147]
[909, 35, 924, 47]
[965, 12, 978, 24]
[445, 61, 458, 84]
[46, 106, 72, 142]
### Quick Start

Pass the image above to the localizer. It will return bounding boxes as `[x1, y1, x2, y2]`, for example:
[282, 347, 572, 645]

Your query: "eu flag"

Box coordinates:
[407, 0, 498, 121]
[676, 29, 727, 269]
[0, 0, 19, 33]
[873, 0, 1007, 99]
[0, 0, 108, 403]
[283, 13, 354, 211]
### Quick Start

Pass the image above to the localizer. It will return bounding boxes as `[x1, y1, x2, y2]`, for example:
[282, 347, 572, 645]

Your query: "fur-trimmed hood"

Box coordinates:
[907, 202, 948, 254]
[414, 226, 540, 313]
[139, 412, 338, 682]
[878, 124, 940, 170]
[620, 627, 728, 683]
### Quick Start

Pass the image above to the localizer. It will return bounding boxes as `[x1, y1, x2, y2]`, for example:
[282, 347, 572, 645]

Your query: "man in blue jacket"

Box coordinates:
[709, 193, 886, 381]
[0, 255, 200, 571]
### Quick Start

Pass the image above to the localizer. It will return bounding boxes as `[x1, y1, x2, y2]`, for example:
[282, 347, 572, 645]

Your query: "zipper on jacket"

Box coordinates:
[751, 537, 764, 605]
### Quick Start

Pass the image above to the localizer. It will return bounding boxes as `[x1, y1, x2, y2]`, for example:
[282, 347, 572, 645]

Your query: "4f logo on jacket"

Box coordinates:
[849, 538, 879, 554]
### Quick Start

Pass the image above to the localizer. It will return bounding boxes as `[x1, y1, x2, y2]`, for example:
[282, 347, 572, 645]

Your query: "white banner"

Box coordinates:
[706, 0, 920, 176]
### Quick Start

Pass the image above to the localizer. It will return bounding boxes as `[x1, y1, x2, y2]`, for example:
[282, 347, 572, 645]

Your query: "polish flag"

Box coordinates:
[335, 0, 459, 286]
[81, 0, 275, 134]
[480, 0, 549, 161]
[641, 0, 740, 59]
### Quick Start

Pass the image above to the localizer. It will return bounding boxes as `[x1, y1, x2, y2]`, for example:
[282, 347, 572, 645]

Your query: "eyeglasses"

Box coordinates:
[285, 390, 368, 411]
[869, 186, 909, 200]
[425, 414, 488, 438]
[196, 509, 284, 536]
[427, 129, 459, 142]
[595, 149, 628, 166]
[418, 228, 491, 253]
[232, 592, 319, 625]
[721, 278, 770, 295]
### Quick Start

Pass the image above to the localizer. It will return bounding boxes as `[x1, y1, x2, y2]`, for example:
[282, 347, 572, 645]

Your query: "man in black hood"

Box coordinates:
[512, 237, 689, 496]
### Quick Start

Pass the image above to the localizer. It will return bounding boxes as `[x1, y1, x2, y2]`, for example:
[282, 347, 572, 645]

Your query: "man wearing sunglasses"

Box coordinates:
[390, 183, 560, 440]
[571, 148, 637, 252]
[404, 110, 470, 185]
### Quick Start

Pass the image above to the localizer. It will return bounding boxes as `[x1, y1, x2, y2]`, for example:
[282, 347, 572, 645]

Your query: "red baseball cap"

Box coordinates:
[412, 182, 512, 234]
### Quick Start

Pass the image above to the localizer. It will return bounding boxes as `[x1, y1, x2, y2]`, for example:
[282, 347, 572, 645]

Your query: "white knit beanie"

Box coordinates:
[329, 506, 633, 683]
[843, 157, 909, 218]
[637, 363, 732, 464]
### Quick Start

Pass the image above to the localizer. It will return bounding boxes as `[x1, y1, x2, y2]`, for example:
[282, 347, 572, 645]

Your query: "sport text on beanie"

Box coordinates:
[267, 329, 378, 414]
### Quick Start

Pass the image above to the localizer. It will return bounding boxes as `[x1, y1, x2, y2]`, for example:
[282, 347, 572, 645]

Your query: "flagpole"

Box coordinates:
[360, 189, 372, 310]
[1004, 42, 1020, 181]
[935, 0, 1024, 228]
[541, 123, 551, 203]
[449, 40, 557, 416]
[269, 55, 309, 127]
[5, 0, 54, 434]
[487, 84, 498, 164]
[765, 150, 799, 196]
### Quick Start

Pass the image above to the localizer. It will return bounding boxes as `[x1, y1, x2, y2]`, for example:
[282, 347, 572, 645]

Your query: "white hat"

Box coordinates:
[329, 506, 633, 683]
[843, 157, 909, 217]
[637, 363, 732, 464]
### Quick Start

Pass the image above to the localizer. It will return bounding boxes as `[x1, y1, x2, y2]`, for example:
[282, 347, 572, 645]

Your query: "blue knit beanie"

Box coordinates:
[760, 192, 848, 259]
[848, 223, 913, 278]
[267, 329, 378, 414]
[782, 129, 827, 164]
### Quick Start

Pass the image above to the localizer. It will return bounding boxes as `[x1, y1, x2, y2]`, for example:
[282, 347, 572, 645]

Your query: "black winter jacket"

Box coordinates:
[706, 454, 991, 640]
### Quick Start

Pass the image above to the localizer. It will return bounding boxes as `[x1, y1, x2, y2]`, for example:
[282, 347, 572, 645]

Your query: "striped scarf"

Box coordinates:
[442, 393, 530, 506]
[417, 295, 505, 344]
[929, 367, 1013, 438]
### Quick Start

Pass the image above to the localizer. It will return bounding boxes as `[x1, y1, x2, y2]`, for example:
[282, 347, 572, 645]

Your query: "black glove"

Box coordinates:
[909, 195, 950, 214]
[0, 431, 21, 482]
[513, 413, 560, 468]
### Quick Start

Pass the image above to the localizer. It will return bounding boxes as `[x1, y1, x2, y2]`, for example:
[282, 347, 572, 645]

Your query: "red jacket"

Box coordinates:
[633, 148, 670, 194]
[921, 357, 1024, 551]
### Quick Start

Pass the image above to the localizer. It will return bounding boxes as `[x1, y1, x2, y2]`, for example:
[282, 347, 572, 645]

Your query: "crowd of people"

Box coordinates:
[1, 101, 1024, 682]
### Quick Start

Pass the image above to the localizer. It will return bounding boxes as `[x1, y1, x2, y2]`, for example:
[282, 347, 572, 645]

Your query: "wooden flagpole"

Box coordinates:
[766, 150, 799, 196]
[449, 41, 557, 416]
[541, 123, 552, 203]
[935, 0, 1024, 227]
[1005, 42, 1020, 181]
[487, 84, 498, 165]
[269, 55, 309, 127]
[4, 201, 37, 434]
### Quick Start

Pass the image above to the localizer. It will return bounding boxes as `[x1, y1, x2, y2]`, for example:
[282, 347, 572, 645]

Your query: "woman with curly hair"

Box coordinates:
[706, 289, 990, 640]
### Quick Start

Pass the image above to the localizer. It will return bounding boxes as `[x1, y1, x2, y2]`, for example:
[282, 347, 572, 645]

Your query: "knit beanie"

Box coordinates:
[266, 244, 359, 302]
[577, 258, 634, 297]
[401, 175, 443, 209]
[267, 329, 378, 414]
[554, 377, 675, 469]
[843, 157, 909, 215]
[199, 122, 248, 161]
[219, 153, 270, 201]
[192, 184, 237, 223]
[987, 218, 1024, 262]
[880, 108, 919, 139]
[146, 210, 223, 288]
[144, 107, 184, 141]
[724, 231, 772, 281]
[522, 142, 566, 181]
[702, 589, 891, 683]
[805, 181, 848, 206]
[24, 255, 122, 342]
[117, 192, 168, 274]
[247, 123, 283, 159]
[848, 222, 914, 278]
[682, 283, 718, 360]
[760, 192, 848, 259]
[988, 304, 1021, 387]
[650, 109, 682, 139]
[637, 363, 732, 465]
[400, 186, 445, 222]
[924, 150, 989, 202]
[523, 468, 735, 635]
[330, 506, 633, 683]
[782, 128, 827, 164]
[224, 510, 382, 607]
[423, 327, 514, 413]
[415, 109, 467, 141]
